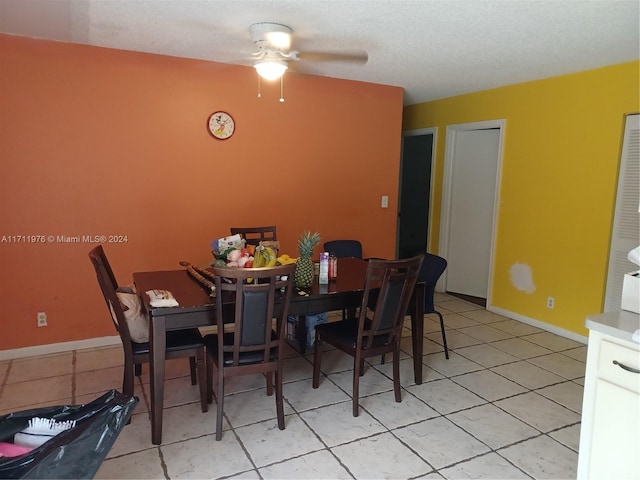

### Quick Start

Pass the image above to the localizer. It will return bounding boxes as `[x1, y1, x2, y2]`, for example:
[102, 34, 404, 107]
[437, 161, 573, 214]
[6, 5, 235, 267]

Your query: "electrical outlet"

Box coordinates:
[547, 297, 555, 309]
[381, 195, 389, 208]
[37, 312, 48, 327]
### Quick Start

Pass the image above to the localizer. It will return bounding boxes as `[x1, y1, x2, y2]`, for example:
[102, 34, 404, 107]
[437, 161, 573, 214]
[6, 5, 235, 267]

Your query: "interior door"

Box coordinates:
[398, 130, 434, 259]
[442, 126, 502, 299]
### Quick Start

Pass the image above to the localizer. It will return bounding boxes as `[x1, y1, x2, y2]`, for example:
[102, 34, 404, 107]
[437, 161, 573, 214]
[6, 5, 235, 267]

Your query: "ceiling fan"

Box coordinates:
[249, 22, 368, 81]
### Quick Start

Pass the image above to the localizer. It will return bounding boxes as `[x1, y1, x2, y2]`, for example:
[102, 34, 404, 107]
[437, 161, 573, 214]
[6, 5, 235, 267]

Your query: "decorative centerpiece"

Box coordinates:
[294, 231, 320, 288]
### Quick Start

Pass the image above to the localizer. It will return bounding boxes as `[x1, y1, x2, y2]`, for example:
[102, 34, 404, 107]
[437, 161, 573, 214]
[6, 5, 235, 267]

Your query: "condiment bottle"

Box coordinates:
[329, 252, 338, 280]
[319, 252, 329, 284]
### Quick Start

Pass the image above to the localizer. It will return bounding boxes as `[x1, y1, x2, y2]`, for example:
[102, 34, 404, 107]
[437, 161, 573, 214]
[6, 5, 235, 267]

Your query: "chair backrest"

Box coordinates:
[88, 245, 134, 348]
[323, 240, 363, 259]
[418, 253, 448, 312]
[358, 254, 424, 350]
[230, 226, 277, 246]
[212, 264, 296, 366]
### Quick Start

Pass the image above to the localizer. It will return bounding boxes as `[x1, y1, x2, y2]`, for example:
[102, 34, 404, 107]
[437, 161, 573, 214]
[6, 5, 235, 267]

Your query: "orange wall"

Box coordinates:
[0, 35, 404, 350]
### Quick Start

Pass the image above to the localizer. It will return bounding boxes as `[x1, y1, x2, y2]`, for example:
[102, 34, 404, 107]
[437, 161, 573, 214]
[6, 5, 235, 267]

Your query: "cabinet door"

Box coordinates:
[588, 378, 640, 479]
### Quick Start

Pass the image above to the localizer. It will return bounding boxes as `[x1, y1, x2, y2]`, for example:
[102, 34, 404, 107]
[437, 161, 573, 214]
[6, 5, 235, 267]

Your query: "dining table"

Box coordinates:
[133, 257, 425, 445]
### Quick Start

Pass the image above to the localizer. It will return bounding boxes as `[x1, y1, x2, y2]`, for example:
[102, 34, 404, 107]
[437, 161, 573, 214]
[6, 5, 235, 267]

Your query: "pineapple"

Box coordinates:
[294, 231, 320, 288]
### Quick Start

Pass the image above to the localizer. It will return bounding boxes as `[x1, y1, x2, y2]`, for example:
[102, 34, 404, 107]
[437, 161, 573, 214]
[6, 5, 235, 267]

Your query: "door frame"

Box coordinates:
[438, 119, 506, 305]
[398, 127, 438, 257]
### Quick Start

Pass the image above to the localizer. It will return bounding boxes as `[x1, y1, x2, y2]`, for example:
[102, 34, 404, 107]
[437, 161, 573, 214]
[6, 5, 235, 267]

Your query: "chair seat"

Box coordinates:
[203, 331, 278, 366]
[315, 319, 392, 350]
[131, 328, 204, 355]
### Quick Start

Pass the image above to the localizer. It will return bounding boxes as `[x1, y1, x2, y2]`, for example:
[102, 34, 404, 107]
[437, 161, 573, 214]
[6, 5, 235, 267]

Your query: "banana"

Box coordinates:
[263, 247, 277, 267]
[253, 246, 265, 268]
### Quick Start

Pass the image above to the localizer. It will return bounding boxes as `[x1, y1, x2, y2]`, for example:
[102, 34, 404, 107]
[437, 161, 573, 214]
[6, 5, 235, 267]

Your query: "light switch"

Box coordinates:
[381, 195, 389, 208]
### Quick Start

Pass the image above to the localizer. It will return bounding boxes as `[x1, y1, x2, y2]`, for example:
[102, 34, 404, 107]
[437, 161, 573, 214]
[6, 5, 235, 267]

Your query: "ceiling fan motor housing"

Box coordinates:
[250, 22, 293, 51]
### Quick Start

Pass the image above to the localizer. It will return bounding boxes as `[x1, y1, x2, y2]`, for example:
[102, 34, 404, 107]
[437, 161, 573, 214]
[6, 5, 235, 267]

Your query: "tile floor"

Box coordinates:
[0, 294, 587, 479]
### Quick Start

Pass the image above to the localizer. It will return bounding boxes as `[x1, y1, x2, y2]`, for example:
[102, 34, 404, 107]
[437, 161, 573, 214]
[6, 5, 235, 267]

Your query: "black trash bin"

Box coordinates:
[0, 389, 138, 479]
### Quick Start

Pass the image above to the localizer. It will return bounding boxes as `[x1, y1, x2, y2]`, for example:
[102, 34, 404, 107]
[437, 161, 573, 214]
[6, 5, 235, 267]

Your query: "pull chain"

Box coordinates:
[279, 75, 285, 102]
[257, 74, 261, 98]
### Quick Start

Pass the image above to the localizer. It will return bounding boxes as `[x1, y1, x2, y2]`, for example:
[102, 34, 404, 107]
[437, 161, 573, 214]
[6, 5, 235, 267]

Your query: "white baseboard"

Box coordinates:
[488, 305, 588, 345]
[0, 336, 121, 361]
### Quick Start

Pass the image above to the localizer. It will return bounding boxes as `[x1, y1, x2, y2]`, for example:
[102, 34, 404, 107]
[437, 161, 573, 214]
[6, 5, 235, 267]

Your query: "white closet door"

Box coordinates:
[604, 113, 640, 312]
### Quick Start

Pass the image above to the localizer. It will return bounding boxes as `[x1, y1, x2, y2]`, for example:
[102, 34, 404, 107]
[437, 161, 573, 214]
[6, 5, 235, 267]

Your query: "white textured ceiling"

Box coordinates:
[1, 0, 638, 105]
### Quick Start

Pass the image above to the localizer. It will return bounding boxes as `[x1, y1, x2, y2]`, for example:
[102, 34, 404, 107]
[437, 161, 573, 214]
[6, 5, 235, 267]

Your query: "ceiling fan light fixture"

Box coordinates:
[254, 59, 288, 80]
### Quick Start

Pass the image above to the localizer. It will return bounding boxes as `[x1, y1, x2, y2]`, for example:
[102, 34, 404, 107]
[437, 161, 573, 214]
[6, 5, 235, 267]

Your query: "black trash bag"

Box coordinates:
[0, 389, 138, 479]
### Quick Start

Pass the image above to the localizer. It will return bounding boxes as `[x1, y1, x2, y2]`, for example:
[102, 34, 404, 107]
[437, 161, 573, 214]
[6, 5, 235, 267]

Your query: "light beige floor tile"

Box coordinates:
[489, 319, 544, 336]
[490, 337, 552, 359]
[106, 411, 155, 458]
[394, 416, 491, 470]
[374, 356, 444, 386]
[436, 299, 482, 313]
[0, 361, 9, 380]
[283, 377, 350, 412]
[426, 329, 482, 349]
[228, 469, 261, 479]
[439, 313, 480, 329]
[360, 390, 439, 429]
[259, 449, 352, 479]
[521, 332, 584, 352]
[407, 378, 485, 415]
[332, 432, 432, 479]
[236, 414, 324, 468]
[455, 343, 519, 368]
[314, 348, 357, 374]
[0, 396, 73, 415]
[75, 366, 123, 397]
[459, 309, 509, 324]
[452, 369, 527, 401]
[457, 324, 514, 343]
[162, 433, 254, 479]
[495, 392, 581, 433]
[76, 346, 124, 372]
[160, 402, 218, 444]
[160, 375, 205, 409]
[536, 381, 584, 413]
[300, 401, 386, 447]
[328, 367, 394, 399]
[498, 434, 578, 479]
[0, 375, 72, 412]
[282, 355, 314, 383]
[491, 361, 565, 390]
[6, 352, 73, 383]
[400, 335, 443, 356]
[548, 423, 581, 452]
[439, 452, 530, 479]
[447, 404, 539, 449]
[527, 352, 586, 379]
[561, 346, 587, 362]
[423, 351, 484, 377]
[94, 448, 165, 479]
[221, 388, 293, 429]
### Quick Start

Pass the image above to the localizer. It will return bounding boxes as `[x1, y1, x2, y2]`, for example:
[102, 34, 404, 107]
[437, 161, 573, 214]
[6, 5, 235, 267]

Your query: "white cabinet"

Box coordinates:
[578, 312, 640, 479]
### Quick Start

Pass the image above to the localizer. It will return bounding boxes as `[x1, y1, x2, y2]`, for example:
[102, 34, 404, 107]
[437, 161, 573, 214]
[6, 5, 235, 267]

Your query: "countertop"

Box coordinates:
[586, 310, 640, 344]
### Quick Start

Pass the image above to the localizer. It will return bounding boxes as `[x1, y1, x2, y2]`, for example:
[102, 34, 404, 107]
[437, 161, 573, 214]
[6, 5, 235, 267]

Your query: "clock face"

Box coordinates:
[208, 111, 235, 139]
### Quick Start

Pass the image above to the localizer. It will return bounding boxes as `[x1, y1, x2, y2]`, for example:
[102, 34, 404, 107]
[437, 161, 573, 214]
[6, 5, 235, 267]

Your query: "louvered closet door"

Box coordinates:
[604, 113, 640, 312]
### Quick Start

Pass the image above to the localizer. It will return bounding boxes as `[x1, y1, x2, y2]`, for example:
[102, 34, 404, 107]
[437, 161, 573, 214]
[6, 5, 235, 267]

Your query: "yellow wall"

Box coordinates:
[403, 61, 640, 336]
[0, 35, 403, 351]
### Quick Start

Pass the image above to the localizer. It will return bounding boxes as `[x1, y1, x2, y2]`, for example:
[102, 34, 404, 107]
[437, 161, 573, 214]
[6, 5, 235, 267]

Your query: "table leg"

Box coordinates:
[150, 314, 166, 445]
[411, 284, 425, 384]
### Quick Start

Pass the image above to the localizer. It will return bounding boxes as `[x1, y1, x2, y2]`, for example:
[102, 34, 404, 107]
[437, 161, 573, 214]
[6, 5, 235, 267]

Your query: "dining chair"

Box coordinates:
[230, 226, 277, 246]
[413, 252, 450, 359]
[88, 245, 208, 413]
[204, 263, 296, 440]
[323, 239, 363, 259]
[312, 254, 424, 416]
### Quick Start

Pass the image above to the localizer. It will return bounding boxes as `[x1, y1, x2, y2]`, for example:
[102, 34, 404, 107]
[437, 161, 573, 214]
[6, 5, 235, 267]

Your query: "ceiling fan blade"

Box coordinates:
[297, 50, 368, 65]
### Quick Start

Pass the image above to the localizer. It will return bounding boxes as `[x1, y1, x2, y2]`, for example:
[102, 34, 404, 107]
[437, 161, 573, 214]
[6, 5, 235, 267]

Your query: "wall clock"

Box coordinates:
[208, 111, 235, 140]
